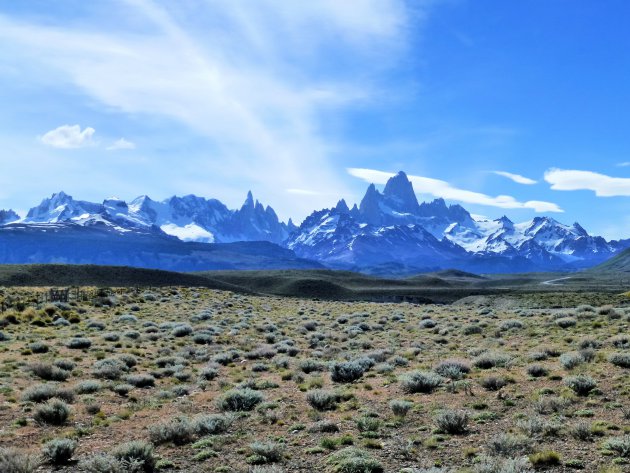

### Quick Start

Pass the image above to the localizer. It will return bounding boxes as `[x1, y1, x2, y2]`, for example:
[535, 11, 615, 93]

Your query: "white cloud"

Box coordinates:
[0, 0, 421, 219]
[40, 124, 95, 149]
[617, 162, 630, 167]
[107, 138, 136, 151]
[544, 168, 630, 197]
[492, 171, 537, 185]
[348, 167, 563, 212]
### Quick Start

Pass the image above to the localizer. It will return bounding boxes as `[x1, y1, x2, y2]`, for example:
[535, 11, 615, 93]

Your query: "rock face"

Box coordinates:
[1, 173, 627, 274]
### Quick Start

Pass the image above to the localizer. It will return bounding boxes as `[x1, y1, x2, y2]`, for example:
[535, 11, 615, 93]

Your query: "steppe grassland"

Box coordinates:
[0, 286, 629, 472]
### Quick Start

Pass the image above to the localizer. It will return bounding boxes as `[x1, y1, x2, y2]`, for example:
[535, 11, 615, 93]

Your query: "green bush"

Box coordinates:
[0, 447, 38, 473]
[325, 447, 383, 473]
[306, 389, 341, 411]
[34, 399, 71, 425]
[399, 371, 443, 394]
[435, 409, 469, 434]
[217, 388, 264, 412]
[564, 375, 597, 396]
[42, 438, 77, 465]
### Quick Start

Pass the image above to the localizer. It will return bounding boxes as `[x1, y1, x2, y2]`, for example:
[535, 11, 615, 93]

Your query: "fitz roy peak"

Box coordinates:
[0, 171, 627, 274]
[286, 171, 627, 273]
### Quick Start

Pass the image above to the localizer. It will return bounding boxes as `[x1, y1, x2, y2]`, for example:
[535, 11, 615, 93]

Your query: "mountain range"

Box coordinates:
[1, 172, 627, 274]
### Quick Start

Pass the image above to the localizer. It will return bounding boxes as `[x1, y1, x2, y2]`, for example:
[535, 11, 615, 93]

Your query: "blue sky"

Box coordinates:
[2, 1, 630, 239]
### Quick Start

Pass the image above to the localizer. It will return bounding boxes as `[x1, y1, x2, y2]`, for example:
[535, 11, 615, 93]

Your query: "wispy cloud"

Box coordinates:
[544, 168, 630, 196]
[0, 0, 420, 219]
[348, 167, 563, 212]
[40, 124, 95, 149]
[617, 162, 630, 167]
[107, 138, 136, 151]
[492, 171, 537, 185]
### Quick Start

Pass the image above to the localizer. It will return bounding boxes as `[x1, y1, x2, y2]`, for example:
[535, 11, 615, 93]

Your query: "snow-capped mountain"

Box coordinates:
[17, 190, 292, 244]
[0, 209, 19, 225]
[1, 171, 627, 274]
[287, 171, 626, 273]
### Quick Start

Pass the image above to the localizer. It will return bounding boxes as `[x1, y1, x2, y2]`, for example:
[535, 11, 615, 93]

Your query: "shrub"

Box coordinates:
[564, 375, 597, 396]
[356, 416, 381, 433]
[34, 399, 71, 425]
[473, 455, 534, 473]
[486, 434, 533, 457]
[611, 335, 630, 349]
[172, 324, 193, 337]
[112, 441, 156, 472]
[570, 421, 593, 441]
[217, 388, 264, 411]
[324, 447, 383, 473]
[198, 365, 219, 381]
[389, 399, 413, 417]
[559, 352, 583, 370]
[248, 442, 285, 464]
[193, 414, 233, 436]
[28, 342, 49, 353]
[66, 338, 91, 349]
[124, 374, 155, 388]
[473, 352, 512, 369]
[556, 317, 577, 328]
[609, 353, 630, 368]
[0, 447, 38, 473]
[399, 371, 443, 394]
[53, 359, 76, 371]
[102, 332, 120, 342]
[29, 362, 69, 381]
[330, 361, 366, 383]
[526, 364, 548, 378]
[435, 409, 469, 434]
[75, 380, 102, 394]
[528, 450, 560, 467]
[306, 389, 342, 411]
[500, 319, 524, 331]
[479, 376, 507, 391]
[434, 359, 470, 380]
[419, 319, 436, 329]
[22, 384, 74, 403]
[42, 438, 77, 465]
[603, 435, 630, 457]
[149, 416, 195, 445]
[92, 358, 128, 380]
[299, 359, 327, 374]
[112, 384, 134, 397]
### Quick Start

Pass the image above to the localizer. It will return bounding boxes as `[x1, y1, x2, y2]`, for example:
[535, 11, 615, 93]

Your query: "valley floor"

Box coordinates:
[0, 286, 629, 472]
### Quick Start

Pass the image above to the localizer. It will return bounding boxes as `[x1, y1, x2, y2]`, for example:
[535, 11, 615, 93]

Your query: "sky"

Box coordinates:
[1, 1, 630, 239]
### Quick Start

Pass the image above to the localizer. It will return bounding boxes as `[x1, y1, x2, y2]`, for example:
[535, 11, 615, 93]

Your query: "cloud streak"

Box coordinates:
[348, 168, 563, 212]
[0, 0, 419, 219]
[544, 168, 630, 197]
[492, 171, 537, 185]
[40, 125, 95, 149]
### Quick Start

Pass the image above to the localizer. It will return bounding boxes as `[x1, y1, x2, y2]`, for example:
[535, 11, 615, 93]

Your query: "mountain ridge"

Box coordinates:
[1, 171, 628, 274]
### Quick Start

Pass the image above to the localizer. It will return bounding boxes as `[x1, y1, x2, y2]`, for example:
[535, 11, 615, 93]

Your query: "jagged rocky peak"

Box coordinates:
[334, 199, 350, 214]
[572, 222, 588, 236]
[0, 209, 19, 225]
[383, 171, 420, 213]
[243, 190, 255, 208]
[359, 183, 384, 224]
[495, 215, 514, 228]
